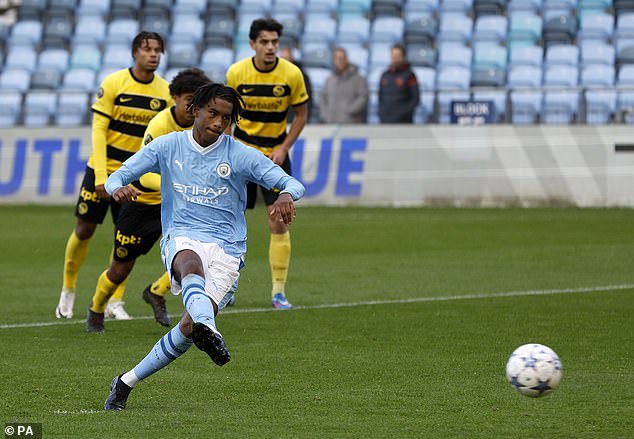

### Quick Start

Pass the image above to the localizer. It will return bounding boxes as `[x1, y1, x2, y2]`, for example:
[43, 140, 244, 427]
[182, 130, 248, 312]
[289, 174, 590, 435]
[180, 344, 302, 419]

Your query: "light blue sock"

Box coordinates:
[133, 325, 193, 380]
[182, 273, 216, 328]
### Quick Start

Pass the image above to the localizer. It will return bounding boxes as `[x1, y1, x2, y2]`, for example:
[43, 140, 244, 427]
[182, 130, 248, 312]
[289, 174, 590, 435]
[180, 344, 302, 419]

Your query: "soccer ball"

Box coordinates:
[505, 343, 563, 397]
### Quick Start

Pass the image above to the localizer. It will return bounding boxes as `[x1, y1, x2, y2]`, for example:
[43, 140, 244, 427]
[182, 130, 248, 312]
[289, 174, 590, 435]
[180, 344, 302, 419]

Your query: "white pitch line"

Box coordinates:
[1, 283, 633, 330]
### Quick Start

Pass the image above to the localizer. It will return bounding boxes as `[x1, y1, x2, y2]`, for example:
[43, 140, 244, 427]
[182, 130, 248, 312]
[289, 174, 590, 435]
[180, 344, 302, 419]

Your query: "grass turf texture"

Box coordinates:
[0, 205, 633, 438]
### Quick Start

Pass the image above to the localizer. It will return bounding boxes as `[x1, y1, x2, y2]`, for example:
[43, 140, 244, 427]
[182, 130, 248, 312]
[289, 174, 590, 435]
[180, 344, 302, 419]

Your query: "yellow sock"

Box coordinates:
[150, 271, 172, 297]
[63, 231, 90, 292]
[269, 231, 291, 297]
[109, 277, 128, 301]
[90, 270, 119, 313]
[106, 247, 128, 301]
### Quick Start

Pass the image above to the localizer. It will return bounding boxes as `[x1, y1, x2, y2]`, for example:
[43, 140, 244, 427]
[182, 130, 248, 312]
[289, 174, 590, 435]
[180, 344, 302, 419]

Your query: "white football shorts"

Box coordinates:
[161, 236, 242, 310]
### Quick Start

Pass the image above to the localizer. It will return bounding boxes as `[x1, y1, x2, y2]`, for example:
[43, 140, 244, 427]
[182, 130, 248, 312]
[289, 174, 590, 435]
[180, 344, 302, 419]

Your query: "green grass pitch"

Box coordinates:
[0, 205, 633, 438]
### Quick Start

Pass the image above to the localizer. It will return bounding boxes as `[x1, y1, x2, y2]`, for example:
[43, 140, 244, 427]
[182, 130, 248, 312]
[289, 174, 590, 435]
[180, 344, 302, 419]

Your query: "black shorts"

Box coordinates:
[113, 202, 162, 262]
[246, 155, 292, 209]
[74, 167, 120, 224]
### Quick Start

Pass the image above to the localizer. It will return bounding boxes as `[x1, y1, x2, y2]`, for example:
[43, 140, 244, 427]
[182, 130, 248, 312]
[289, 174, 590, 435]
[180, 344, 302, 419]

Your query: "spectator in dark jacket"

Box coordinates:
[378, 44, 420, 123]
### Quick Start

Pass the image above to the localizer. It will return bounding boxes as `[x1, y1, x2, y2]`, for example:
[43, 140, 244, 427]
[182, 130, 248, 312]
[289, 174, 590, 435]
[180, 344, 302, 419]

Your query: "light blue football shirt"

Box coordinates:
[105, 130, 305, 257]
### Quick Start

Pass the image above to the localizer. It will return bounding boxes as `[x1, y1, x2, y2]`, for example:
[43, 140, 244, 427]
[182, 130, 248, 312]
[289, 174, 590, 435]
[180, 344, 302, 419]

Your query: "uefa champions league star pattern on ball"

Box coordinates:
[506, 343, 563, 397]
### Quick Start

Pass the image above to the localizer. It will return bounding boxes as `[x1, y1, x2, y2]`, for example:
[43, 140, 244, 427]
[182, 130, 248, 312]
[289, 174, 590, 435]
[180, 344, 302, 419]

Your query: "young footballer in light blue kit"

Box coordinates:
[102, 83, 305, 410]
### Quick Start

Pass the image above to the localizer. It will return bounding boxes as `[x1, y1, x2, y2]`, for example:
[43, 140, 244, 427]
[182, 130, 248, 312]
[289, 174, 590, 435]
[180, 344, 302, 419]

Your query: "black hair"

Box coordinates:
[188, 83, 244, 125]
[169, 68, 211, 96]
[249, 17, 283, 41]
[131, 31, 165, 57]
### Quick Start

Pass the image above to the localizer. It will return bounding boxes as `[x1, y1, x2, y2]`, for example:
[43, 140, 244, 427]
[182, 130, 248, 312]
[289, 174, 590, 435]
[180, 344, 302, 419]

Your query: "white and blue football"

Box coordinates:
[506, 343, 563, 397]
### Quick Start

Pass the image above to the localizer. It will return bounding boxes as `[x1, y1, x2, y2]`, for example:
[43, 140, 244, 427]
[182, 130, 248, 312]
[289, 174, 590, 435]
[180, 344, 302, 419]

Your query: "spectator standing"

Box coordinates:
[318, 47, 369, 123]
[378, 44, 420, 123]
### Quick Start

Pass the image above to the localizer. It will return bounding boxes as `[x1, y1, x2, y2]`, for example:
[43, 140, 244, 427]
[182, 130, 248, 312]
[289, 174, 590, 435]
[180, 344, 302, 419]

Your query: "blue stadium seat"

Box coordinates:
[472, 43, 508, 69]
[17, 0, 47, 21]
[301, 46, 332, 69]
[543, 64, 580, 123]
[239, 0, 273, 15]
[578, 11, 615, 42]
[38, 48, 70, 73]
[76, 0, 110, 18]
[404, 0, 439, 16]
[369, 42, 393, 70]
[70, 44, 102, 71]
[581, 41, 616, 66]
[436, 66, 471, 123]
[171, 15, 204, 45]
[440, 0, 474, 14]
[5, 46, 38, 71]
[30, 67, 63, 90]
[42, 11, 74, 49]
[404, 14, 438, 45]
[110, 0, 141, 19]
[473, 15, 508, 44]
[543, 14, 578, 46]
[508, 0, 543, 13]
[373, 0, 405, 17]
[0, 91, 23, 127]
[471, 67, 506, 87]
[367, 66, 384, 92]
[508, 65, 543, 123]
[200, 47, 234, 71]
[204, 16, 235, 47]
[105, 19, 139, 46]
[55, 91, 90, 126]
[370, 16, 405, 43]
[615, 12, 634, 52]
[306, 0, 338, 14]
[303, 15, 337, 44]
[171, 0, 205, 15]
[168, 43, 200, 69]
[62, 68, 97, 92]
[103, 45, 132, 70]
[438, 13, 473, 44]
[407, 44, 437, 68]
[438, 43, 473, 69]
[545, 44, 580, 67]
[8, 20, 42, 47]
[337, 16, 371, 44]
[73, 15, 106, 46]
[24, 91, 57, 127]
[273, 0, 306, 15]
[0, 69, 32, 92]
[509, 45, 544, 68]
[508, 11, 543, 46]
[339, 0, 372, 17]
[304, 67, 331, 92]
[543, 0, 578, 20]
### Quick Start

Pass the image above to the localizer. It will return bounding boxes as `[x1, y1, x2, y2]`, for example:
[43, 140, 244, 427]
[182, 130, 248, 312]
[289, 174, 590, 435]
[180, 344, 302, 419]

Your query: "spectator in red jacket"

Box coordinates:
[378, 44, 420, 123]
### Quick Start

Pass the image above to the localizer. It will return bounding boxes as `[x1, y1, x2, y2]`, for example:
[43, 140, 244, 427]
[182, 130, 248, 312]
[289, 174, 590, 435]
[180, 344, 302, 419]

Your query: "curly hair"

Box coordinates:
[169, 68, 211, 96]
[188, 83, 244, 125]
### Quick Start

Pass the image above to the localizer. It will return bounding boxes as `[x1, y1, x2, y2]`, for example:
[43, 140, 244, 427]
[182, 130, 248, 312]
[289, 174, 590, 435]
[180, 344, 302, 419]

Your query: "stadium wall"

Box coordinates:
[1, 125, 633, 207]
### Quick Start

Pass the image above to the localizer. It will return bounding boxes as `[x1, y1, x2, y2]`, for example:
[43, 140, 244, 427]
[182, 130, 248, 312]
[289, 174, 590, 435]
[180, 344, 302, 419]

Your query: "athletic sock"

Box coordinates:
[109, 277, 128, 302]
[129, 325, 193, 383]
[90, 270, 118, 313]
[269, 231, 290, 297]
[63, 231, 90, 290]
[181, 274, 215, 328]
[150, 271, 172, 297]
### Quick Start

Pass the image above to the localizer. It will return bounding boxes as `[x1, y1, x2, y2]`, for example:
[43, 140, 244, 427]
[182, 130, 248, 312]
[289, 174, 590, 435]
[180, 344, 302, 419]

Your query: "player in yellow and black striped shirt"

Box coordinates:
[56, 31, 173, 321]
[86, 68, 211, 331]
[226, 18, 310, 310]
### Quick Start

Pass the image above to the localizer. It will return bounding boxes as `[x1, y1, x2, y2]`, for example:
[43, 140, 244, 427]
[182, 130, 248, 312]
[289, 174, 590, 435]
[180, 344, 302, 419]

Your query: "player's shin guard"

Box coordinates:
[90, 270, 118, 313]
[181, 274, 216, 328]
[269, 231, 291, 296]
[63, 231, 90, 291]
[132, 325, 193, 380]
[151, 271, 172, 297]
